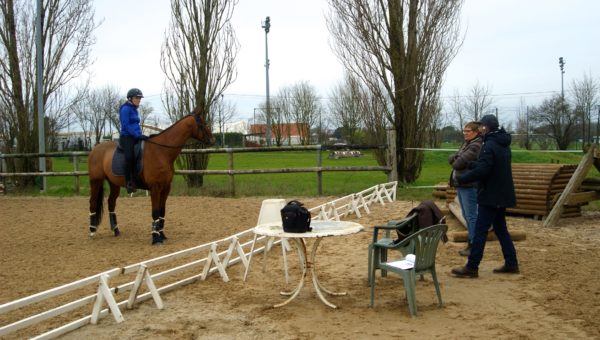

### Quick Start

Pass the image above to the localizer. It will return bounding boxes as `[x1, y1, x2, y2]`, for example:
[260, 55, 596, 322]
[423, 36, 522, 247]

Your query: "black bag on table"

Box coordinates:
[280, 200, 312, 233]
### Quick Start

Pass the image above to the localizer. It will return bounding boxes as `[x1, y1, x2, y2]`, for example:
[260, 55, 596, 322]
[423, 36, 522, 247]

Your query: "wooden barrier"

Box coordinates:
[0, 145, 391, 196]
[441, 164, 581, 219]
[0, 181, 397, 339]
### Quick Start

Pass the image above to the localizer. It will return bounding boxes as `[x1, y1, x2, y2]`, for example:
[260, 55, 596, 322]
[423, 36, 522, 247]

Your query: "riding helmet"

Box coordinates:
[126, 88, 144, 99]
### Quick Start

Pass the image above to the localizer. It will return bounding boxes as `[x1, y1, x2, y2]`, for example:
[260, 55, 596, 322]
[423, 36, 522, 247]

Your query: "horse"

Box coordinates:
[87, 107, 214, 244]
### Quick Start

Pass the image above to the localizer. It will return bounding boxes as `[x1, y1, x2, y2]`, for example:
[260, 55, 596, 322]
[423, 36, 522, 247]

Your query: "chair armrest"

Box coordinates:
[371, 213, 418, 244]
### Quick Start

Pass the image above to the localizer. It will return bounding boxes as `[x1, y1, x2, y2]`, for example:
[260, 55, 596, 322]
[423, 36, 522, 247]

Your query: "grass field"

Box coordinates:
[6, 146, 595, 202]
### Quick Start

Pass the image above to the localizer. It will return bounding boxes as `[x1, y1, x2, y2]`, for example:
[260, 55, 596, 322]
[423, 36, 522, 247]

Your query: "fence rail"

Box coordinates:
[0, 145, 390, 195]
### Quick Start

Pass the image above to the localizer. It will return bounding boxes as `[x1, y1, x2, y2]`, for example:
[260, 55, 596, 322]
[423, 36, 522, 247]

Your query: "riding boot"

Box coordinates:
[125, 173, 137, 194]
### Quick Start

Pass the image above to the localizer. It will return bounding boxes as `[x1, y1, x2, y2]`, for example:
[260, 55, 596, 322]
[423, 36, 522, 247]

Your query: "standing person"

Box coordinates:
[448, 121, 482, 256]
[119, 88, 148, 194]
[451, 114, 519, 278]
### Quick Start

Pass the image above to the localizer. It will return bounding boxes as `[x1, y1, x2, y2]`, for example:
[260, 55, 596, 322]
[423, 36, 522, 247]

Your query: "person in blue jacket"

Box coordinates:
[451, 114, 520, 278]
[119, 88, 148, 193]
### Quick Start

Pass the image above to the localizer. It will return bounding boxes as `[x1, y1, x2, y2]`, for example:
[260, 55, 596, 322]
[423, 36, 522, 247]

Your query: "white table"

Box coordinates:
[253, 220, 364, 308]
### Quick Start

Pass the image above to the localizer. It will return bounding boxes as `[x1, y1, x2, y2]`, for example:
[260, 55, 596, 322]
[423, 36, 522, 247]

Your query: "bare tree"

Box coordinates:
[288, 81, 321, 145]
[571, 72, 599, 146]
[448, 89, 466, 129]
[160, 0, 238, 187]
[327, 0, 463, 182]
[530, 94, 577, 150]
[464, 81, 493, 121]
[514, 98, 533, 150]
[328, 74, 363, 144]
[272, 87, 293, 146]
[212, 97, 236, 147]
[0, 0, 97, 185]
[99, 85, 123, 136]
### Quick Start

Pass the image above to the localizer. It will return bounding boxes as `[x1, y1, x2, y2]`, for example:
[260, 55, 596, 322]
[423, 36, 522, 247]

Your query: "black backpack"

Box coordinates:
[280, 200, 312, 233]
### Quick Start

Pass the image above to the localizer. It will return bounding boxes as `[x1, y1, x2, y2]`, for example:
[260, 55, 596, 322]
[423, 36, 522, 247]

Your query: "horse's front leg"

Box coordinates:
[107, 183, 121, 236]
[150, 188, 164, 245]
[157, 184, 171, 242]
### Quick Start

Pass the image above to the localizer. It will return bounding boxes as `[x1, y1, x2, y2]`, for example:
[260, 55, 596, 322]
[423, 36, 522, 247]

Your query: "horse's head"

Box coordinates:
[192, 114, 215, 146]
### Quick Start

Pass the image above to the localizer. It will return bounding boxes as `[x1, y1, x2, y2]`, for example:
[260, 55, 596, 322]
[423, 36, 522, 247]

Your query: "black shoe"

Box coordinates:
[493, 265, 520, 274]
[126, 182, 137, 194]
[451, 266, 478, 278]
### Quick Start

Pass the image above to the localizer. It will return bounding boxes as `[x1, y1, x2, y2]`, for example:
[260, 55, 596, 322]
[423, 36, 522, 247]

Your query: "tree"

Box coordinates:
[212, 97, 236, 147]
[464, 81, 493, 121]
[327, 0, 463, 182]
[570, 72, 599, 146]
[530, 94, 577, 150]
[0, 0, 97, 186]
[288, 81, 321, 145]
[328, 74, 363, 144]
[160, 0, 238, 187]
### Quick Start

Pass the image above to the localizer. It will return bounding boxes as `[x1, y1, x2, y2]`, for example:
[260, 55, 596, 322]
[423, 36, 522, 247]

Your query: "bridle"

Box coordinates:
[144, 114, 211, 149]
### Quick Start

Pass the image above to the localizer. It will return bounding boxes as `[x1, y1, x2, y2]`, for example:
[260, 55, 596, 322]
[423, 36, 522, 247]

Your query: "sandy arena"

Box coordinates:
[1, 196, 599, 339]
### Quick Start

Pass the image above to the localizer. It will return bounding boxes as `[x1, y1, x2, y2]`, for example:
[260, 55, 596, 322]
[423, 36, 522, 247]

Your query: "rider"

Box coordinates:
[119, 88, 148, 194]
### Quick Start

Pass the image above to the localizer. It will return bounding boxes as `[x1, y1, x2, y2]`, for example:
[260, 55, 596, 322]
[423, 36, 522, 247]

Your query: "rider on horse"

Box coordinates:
[119, 88, 148, 194]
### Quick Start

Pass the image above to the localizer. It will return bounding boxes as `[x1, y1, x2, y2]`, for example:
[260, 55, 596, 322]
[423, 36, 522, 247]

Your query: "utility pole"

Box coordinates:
[559, 57, 565, 99]
[36, 0, 46, 192]
[220, 94, 225, 147]
[262, 16, 272, 146]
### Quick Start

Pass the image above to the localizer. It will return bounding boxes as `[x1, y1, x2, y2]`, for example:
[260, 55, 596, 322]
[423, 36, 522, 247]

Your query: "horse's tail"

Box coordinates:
[95, 184, 105, 225]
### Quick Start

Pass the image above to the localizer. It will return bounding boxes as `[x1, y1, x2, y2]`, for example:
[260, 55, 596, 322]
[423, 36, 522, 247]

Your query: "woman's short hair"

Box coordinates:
[464, 121, 480, 132]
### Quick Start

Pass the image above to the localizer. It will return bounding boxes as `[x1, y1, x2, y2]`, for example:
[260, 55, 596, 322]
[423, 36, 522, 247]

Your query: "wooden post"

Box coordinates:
[316, 145, 322, 195]
[227, 148, 235, 196]
[544, 144, 597, 227]
[386, 129, 398, 182]
[73, 154, 80, 194]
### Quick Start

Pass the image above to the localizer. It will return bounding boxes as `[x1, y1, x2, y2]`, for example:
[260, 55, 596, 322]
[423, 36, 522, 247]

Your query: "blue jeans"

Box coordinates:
[467, 205, 518, 270]
[457, 187, 478, 243]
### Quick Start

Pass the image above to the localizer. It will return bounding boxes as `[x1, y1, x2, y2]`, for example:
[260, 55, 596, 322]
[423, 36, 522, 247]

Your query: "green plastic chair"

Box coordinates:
[369, 223, 448, 317]
[367, 213, 419, 287]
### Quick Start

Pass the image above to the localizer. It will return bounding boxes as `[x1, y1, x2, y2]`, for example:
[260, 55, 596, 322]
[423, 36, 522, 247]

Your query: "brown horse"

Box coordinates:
[87, 108, 214, 244]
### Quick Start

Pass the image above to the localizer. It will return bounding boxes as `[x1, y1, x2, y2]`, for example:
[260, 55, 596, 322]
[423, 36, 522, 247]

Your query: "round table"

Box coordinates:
[253, 220, 364, 308]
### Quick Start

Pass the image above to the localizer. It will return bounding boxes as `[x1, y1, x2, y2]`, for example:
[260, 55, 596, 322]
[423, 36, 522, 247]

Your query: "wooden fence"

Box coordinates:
[0, 181, 397, 339]
[0, 145, 391, 196]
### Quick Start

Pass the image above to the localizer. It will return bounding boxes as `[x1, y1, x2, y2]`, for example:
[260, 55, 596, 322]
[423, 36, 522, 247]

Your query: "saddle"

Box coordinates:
[112, 141, 147, 189]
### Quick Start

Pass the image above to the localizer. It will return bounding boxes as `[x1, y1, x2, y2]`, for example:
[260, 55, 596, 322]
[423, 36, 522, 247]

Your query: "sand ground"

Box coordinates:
[1, 196, 599, 339]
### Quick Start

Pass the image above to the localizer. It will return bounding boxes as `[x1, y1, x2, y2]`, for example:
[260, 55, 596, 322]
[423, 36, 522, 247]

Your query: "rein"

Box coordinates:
[143, 139, 190, 149]
[143, 114, 210, 149]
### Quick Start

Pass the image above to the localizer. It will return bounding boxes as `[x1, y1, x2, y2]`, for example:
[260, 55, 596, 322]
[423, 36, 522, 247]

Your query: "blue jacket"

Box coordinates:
[119, 101, 142, 138]
[457, 128, 516, 208]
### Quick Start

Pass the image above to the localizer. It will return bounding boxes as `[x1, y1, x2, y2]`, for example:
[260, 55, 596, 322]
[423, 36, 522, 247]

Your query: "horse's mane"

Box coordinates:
[149, 114, 194, 138]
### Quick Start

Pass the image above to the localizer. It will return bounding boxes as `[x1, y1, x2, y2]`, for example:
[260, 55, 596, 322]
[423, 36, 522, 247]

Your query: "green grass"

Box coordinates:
[6, 147, 597, 202]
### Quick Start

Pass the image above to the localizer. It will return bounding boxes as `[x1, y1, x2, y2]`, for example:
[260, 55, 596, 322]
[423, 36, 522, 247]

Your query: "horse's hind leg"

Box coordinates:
[89, 179, 104, 237]
[107, 182, 121, 236]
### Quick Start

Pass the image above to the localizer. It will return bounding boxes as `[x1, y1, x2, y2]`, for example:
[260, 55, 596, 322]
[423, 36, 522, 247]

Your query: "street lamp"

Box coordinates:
[262, 16, 272, 146]
[559, 57, 565, 99]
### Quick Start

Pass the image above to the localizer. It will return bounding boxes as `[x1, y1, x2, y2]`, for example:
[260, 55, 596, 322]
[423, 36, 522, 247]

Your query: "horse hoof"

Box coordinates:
[152, 240, 163, 245]
[113, 228, 121, 237]
[89, 232, 96, 238]
[159, 231, 167, 241]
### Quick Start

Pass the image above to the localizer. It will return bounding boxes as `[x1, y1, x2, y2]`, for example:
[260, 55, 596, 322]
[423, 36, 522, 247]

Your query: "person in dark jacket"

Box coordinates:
[451, 114, 519, 278]
[449, 121, 482, 256]
[119, 88, 148, 194]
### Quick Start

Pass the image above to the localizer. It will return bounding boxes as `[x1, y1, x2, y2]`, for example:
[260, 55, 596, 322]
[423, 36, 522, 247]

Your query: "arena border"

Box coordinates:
[0, 181, 397, 339]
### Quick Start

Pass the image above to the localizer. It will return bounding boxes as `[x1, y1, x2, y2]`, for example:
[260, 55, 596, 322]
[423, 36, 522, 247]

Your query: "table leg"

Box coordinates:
[274, 238, 307, 308]
[309, 237, 346, 309]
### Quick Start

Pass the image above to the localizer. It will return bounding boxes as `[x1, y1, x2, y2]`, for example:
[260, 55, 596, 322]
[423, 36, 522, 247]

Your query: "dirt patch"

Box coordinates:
[1, 196, 598, 339]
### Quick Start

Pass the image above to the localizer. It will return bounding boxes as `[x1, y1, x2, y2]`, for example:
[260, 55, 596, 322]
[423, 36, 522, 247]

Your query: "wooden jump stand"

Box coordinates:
[544, 144, 600, 227]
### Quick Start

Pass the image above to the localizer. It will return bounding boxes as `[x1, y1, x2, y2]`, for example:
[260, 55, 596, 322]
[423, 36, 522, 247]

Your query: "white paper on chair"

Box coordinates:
[386, 254, 415, 270]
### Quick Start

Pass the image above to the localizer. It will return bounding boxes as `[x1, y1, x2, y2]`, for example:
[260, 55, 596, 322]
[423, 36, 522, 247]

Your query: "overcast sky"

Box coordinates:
[89, 0, 600, 126]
